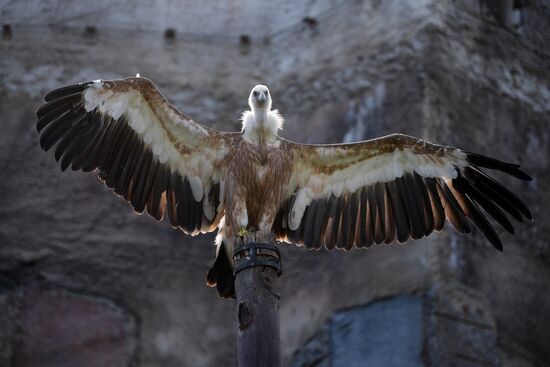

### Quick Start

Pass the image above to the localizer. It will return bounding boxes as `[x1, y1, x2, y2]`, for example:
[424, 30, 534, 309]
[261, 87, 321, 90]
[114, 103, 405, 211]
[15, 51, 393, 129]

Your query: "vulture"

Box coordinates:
[36, 77, 533, 298]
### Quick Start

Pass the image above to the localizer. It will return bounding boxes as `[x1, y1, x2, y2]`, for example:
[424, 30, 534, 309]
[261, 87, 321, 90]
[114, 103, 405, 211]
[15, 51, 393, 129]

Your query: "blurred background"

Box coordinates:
[1, 0, 549, 366]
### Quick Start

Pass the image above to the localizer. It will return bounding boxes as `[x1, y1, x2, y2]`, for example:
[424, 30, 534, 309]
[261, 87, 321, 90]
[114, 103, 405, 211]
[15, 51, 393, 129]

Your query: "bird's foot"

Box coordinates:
[237, 228, 248, 237]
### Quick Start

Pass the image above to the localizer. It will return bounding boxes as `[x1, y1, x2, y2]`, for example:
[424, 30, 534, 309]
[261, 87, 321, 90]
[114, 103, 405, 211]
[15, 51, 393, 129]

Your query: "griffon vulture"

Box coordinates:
[36, 77, 533, 297]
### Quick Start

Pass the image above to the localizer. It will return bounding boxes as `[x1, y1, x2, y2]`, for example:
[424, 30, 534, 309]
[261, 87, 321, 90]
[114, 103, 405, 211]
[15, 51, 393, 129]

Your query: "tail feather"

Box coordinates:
[206, 241, 235, 298]
[207, 221, 235, 298]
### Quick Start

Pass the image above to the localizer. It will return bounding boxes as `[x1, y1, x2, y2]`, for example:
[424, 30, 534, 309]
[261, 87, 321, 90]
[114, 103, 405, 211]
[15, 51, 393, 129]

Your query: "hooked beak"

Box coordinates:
[257, 91, 267, 104]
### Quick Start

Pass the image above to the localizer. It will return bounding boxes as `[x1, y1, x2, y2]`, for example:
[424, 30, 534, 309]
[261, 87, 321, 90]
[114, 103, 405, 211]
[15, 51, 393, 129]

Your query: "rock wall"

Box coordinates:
[1, 0, 549, 366]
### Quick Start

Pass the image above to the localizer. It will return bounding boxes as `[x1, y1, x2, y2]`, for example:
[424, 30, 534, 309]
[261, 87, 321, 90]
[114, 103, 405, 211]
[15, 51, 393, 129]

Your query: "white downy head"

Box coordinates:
[248, 84, 272, 112]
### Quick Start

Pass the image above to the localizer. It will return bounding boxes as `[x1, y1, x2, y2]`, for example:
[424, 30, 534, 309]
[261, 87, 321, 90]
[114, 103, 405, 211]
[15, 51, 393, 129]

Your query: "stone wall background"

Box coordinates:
[1, 0, 549, 366]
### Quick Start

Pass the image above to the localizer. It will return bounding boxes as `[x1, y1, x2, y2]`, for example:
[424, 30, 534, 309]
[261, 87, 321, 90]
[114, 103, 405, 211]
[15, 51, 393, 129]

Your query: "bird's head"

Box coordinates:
[248, 85, 271, 112]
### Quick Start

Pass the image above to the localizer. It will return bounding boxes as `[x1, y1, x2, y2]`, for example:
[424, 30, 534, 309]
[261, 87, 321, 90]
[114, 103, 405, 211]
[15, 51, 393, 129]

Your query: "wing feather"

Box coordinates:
[382, 184, 396, 244]
[312, 199, 328, 250]
[387, 180, 409, 243]
[348, 190, 361, 248]
[412, 172, 434, 236]
[425, 178, 445, 231]
[323, 195, 339, 250]
[337, 194, 352, 249]
[303, 204, 317, 249]
[356, 188, 370, 247]
[363, 188, 375, 247]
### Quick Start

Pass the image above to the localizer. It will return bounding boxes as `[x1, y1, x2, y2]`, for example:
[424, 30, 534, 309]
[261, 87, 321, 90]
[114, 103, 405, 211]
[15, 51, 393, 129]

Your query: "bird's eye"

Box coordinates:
[265, 90, 268, 95]
[253, 91, 258, 96]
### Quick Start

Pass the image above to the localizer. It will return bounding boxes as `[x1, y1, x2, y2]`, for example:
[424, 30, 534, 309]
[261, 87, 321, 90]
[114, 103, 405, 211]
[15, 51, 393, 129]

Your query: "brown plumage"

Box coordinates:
[36, 77, 533, 298]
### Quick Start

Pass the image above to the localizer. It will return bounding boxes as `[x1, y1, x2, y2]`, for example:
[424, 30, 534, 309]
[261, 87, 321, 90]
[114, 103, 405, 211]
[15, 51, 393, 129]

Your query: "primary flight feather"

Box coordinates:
[36, 76, 533, 298]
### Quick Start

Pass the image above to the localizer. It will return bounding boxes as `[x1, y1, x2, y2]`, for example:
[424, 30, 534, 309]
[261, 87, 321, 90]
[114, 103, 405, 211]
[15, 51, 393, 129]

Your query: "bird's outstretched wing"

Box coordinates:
[36, 77, 229, 235]
[273, 134, 532, 250]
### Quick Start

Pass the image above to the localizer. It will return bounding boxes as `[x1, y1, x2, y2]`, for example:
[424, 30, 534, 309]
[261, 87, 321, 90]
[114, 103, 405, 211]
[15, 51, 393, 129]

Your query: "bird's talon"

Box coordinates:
[237, 228, 248, 237]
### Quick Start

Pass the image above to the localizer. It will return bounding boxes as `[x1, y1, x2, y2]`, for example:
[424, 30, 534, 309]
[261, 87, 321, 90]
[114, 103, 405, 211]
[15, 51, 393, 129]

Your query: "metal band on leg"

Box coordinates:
[233, 242, 282, 276]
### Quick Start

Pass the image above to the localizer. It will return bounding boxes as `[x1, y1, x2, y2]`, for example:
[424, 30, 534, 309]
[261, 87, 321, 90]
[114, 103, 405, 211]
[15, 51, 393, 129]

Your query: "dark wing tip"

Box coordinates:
[505, 166, 533, 181]
[517, 169, 533, 182]
[43, 82, 93, 103]
[465, 152, 533, 181]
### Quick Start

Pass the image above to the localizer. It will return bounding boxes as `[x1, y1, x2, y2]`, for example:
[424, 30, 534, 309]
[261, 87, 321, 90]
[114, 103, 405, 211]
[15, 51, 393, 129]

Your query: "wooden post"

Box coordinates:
[233, 231, 281, 367]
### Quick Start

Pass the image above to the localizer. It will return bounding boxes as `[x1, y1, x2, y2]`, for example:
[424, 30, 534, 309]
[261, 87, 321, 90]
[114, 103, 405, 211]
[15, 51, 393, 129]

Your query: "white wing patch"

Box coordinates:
[82, 80, 222, 203]
[288, 147, 468, 231]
